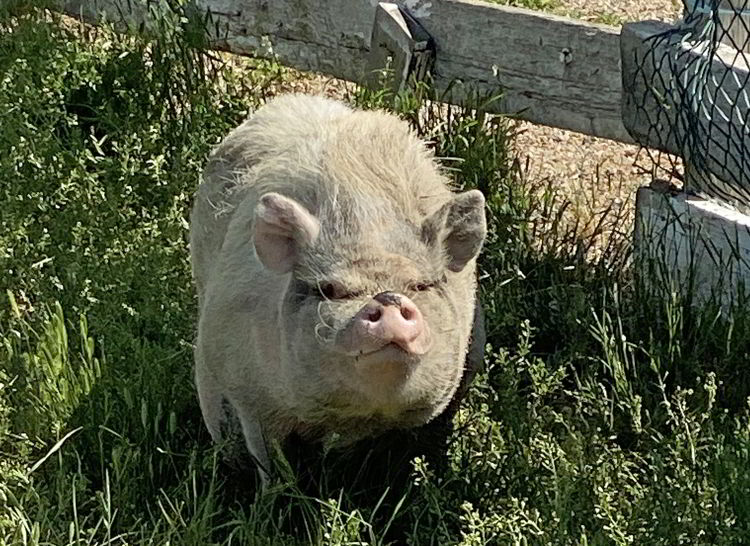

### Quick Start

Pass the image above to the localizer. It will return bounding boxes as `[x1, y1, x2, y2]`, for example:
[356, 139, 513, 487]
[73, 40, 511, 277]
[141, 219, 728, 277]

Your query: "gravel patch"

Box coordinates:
[558, 0, 682, 24]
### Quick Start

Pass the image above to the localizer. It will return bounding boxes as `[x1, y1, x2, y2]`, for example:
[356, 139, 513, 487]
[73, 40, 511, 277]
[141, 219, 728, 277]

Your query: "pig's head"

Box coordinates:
[252, 188, 486, 427]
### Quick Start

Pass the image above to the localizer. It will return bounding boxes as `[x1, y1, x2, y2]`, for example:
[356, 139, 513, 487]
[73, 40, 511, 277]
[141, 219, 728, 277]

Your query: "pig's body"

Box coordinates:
[190, 94, 486, 480]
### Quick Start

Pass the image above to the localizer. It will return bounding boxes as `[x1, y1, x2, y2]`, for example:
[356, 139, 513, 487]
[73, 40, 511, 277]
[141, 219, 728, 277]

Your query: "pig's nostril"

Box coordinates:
[400, 306, 414, 320]
[366, 308, 382, 322]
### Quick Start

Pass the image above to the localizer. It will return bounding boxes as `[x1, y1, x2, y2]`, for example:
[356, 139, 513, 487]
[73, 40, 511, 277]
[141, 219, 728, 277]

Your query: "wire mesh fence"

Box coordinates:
[629, 0, 750, 211]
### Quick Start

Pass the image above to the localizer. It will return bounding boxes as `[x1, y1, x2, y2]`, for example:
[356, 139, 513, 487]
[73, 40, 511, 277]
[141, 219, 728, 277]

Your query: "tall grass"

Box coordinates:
[1, 3, 749, 545]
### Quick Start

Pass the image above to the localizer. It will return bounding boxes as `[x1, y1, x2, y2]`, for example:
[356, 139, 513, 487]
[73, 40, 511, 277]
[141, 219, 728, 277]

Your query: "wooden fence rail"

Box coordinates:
[59, 0, 631, 143]
[51, 0, 750, 188]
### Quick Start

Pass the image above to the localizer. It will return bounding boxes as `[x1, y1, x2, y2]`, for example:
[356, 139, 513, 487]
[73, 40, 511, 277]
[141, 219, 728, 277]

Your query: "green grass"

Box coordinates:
[2, 4, 750, 545]
[485, 0, 626, 27]
[592, 12, 625, 26]
[485, 0, 563, 12]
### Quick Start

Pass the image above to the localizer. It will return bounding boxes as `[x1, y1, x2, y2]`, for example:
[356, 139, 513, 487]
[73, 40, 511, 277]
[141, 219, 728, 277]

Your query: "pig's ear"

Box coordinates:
[253, 192, 320, 273]
[422, 190, 487, 273]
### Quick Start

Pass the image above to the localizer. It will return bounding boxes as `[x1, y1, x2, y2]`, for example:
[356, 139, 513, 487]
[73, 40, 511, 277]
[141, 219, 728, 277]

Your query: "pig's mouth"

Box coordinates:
[355, 342, 422, 365]
[334, 320, 432, 359]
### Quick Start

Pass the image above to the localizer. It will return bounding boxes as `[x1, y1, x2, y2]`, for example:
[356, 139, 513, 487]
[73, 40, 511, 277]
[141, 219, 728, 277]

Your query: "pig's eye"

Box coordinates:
[320, 282, 337, 299]
[411, 281, 435, 292]
[410, 275, 446, 293]
[317, 281, 356, 300]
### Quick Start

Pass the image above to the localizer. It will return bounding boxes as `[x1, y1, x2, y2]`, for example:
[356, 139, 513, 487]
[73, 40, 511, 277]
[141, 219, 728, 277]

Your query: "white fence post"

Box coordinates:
[681, 0, 750, 207]
[633, 0, 750, 307]
[719, 0, 750, 50]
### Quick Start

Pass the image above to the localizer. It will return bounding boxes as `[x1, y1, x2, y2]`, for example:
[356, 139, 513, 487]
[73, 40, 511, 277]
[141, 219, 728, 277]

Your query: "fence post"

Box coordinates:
[364, 3, 435, 93]
[629, 1, 750, 306]
[683, 1, 750, 208]
[719, 0, 750, 50]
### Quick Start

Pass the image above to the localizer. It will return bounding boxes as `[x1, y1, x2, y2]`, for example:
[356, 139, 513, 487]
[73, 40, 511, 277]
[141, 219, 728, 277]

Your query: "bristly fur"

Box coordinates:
[190, 94, 486, 479]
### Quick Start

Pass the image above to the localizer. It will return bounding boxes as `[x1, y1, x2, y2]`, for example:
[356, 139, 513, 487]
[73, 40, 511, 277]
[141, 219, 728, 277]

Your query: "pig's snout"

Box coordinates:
[352, 293, 430, 356]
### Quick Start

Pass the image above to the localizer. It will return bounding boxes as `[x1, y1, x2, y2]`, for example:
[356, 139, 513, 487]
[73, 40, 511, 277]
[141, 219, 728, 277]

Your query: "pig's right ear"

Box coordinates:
[422, 190, 487, 272]
[253, 192, 320, 273]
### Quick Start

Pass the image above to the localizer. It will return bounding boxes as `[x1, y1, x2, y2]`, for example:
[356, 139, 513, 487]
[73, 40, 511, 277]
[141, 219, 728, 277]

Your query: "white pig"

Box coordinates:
[190, 94, 486, 483]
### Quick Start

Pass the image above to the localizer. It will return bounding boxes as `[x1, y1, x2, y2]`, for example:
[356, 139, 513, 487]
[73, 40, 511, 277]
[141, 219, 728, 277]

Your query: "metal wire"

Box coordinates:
[633, 0, 750, 210]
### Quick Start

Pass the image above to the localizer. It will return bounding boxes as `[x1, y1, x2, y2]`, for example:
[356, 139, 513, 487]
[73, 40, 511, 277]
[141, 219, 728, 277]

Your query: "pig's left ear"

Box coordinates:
[253, 192, 320, 273]
[422, 190, 487, 272]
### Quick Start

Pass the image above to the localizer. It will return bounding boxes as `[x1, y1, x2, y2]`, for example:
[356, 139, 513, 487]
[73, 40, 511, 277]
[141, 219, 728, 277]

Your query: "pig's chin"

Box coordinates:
[353, 343, 421, 378]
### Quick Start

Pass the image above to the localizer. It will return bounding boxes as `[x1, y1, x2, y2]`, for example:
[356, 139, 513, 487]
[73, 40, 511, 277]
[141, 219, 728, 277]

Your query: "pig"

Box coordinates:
[189, 94, 486, 484]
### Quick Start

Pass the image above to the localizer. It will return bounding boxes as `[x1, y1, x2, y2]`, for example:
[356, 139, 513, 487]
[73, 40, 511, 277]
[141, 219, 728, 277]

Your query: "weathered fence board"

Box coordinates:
[59, 0, 631, 143]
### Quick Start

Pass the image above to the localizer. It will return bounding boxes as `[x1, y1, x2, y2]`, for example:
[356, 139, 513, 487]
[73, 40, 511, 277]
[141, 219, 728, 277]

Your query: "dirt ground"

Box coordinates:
[558, 0, 682, 23]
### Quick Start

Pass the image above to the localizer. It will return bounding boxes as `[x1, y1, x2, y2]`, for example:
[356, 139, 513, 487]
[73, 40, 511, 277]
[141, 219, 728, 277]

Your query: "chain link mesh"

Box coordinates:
[630, 0, 750, 211]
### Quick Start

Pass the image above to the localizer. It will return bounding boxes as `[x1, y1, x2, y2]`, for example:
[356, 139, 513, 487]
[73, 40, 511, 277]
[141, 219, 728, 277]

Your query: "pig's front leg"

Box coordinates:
[232, 403, 272, 488]
[196, 356, 271, 488]
[195, 350, 224, 443]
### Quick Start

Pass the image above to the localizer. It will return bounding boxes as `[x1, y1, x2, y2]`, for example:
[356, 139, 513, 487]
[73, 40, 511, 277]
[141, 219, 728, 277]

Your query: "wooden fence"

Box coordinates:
[60, 0, 628, 141]
[56, 0, 750, 305]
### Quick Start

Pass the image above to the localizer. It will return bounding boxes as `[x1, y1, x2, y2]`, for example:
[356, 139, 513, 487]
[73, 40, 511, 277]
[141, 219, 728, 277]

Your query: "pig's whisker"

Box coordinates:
[314, 322, 333, 344]
[316, 301, 335, 327]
